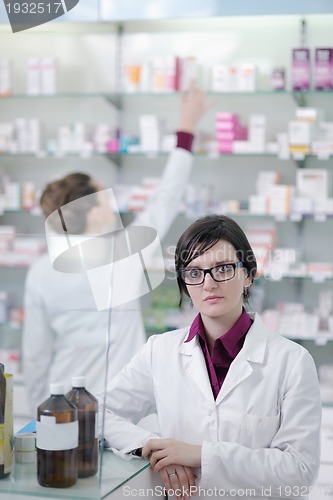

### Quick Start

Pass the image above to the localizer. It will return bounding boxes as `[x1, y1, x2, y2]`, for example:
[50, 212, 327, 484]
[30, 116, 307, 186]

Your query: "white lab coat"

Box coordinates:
[101, 313, 321, 500]
[23, 148, 193, 415]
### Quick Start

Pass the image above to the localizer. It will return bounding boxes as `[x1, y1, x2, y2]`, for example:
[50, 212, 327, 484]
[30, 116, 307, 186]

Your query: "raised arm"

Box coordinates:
[178, 81, 212, 134]
[133, 82, 214, 240]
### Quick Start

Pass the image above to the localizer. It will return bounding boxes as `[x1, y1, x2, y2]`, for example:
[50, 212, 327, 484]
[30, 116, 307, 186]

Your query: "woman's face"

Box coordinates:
[185, 239, 251, 323]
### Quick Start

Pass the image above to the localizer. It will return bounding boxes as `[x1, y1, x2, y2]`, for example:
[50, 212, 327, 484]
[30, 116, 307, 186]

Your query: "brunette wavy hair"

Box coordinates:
[40, 173, 98, 234]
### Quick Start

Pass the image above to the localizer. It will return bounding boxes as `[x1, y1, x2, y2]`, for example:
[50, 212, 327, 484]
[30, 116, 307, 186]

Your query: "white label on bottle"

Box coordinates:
[41, 415, 56, 426]
[36, 420, 78, 451]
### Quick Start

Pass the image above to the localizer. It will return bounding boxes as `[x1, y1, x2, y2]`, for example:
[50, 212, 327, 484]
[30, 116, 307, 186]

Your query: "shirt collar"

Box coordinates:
[185, 313, 204, 343]
[185, 308, 252, 357]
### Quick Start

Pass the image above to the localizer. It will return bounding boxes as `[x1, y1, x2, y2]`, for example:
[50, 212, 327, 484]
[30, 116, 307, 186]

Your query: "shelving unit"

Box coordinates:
[0, 13, 333, 415]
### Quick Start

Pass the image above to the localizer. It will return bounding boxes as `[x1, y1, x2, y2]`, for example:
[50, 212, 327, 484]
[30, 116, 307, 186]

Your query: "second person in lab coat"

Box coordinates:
[23, 83, 213, 416]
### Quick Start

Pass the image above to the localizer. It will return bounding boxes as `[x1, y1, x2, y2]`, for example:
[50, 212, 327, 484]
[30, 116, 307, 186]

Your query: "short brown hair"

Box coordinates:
[40, 173, 98, 234]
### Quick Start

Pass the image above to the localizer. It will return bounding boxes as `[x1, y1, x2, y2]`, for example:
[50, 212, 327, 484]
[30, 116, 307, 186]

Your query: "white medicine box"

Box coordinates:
[289, 121, 314, 146]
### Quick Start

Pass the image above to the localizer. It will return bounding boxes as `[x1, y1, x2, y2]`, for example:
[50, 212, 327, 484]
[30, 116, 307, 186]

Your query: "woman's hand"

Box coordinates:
[178, 80, 216, 134]
[142, 438, 202, 471]
[157, 464, 197, 500]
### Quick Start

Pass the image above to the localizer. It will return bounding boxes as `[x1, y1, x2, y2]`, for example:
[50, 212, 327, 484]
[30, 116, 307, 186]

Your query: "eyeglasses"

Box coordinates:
[179, 262, 244, 285]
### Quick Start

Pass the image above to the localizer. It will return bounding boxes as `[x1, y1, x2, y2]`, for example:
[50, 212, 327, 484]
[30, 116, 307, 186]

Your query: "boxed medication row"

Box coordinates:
[0, 178, 39, 212]
[292, 47, 333, 90]
[125, 56, 197, 93]
[0, 57, 58, 95]
[212, 64, 256, 92]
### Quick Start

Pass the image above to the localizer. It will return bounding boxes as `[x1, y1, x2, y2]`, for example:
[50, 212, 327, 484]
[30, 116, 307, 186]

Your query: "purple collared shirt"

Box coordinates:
[185, 309, 253, 399]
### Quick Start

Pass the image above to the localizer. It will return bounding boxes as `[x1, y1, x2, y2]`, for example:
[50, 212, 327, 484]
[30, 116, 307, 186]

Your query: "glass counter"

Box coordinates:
[0, 450, 150, 500]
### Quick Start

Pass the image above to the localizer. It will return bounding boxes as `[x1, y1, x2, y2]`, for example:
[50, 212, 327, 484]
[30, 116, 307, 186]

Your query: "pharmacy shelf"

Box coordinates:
[1, 205, 333, 224]
[289, 335, 333, 343]
[116, 152, 331, 161]
[0, 265, 30, 270]
[243, 274, 333, 281]
[120, 211, 333, 221]
[261, 274, 333, 281]
[213, 212, 333, 222]
[142, 324, 333, 343]
[145, 268, 333, 282]
[0, 323, 22, 332]
[125, 210, 333, 223]
[2, 12, 333, 393]
[0, 210, 41, 216]
[1, 92, 112, 99]
[0, 88, 331, 119]
[0, 264, 331, 279]
[1, 261, 331, 278]
[0, 267, 30, 271]
[123, 90, 333, 97]
[0, 152, 111, 158]
[1, 90, 333, 99]
[0, 152, 332, 160]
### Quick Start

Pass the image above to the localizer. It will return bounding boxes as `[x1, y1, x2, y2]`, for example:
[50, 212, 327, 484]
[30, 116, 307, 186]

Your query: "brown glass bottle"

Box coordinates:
[0, 363, 9, 480]
[36, 383, 78, 488]
[66, 376, 98, 478]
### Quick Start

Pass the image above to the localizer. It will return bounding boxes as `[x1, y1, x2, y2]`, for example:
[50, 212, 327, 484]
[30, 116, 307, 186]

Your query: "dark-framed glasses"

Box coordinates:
[179, 262, 244, 285]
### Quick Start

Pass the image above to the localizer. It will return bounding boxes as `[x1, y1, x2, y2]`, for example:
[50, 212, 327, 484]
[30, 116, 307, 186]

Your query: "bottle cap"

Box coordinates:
[50, 383, 64, 395]
[72, 376, 86, 388]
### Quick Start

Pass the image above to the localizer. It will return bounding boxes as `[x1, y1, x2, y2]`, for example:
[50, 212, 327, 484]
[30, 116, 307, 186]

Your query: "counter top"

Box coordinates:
[0, 450, 150, 500]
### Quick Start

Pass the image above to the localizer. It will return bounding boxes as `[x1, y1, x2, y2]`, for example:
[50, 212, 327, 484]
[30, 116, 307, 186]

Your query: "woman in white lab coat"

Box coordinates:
[102, 214, 321, 500]
[23, 83, 213, 415]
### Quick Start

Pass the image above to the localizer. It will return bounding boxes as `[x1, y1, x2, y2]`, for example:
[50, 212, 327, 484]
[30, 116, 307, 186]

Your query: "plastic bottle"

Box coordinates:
[0, 363, 13, 479]
[66, 376, 98, 478]
[36, 383, 78, 488]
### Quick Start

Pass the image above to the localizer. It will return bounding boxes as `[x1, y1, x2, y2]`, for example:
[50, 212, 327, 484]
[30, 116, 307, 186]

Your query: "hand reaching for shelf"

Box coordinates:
[178, 80, 216, 134]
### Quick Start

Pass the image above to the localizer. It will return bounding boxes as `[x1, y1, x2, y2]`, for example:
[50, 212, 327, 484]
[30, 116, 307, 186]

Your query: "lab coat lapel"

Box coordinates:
[179, 336, 215, 404]
[216, 358, 253, 405]
[216, 313, 268, 405]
